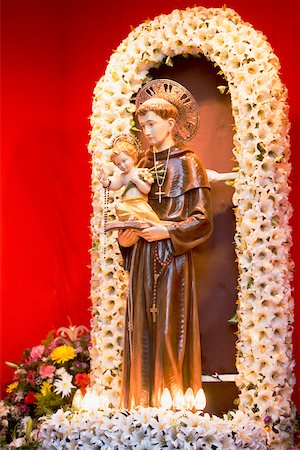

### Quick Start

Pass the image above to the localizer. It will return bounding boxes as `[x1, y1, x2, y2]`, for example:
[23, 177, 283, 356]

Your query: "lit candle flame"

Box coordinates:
[99, 392, 109, 409]
[160, 388, 172, 410]
[81, 390, 109, 411]
[72, 388, 84, 410]
[173, 389, 185, 410]
[195, 388, 206, 410]
[82, 390, 101, 411]
[184, 387, 195, 410]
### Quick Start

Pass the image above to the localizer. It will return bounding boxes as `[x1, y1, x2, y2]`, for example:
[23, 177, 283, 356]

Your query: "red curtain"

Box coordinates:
[1, 0, 299, 408]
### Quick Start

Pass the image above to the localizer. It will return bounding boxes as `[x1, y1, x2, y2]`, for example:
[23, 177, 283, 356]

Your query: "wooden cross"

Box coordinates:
[150, 303, 158, 323]
[155, 186, 165, 203]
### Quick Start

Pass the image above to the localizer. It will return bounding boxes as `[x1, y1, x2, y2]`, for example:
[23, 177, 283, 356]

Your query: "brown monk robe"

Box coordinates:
[120, 146, 213, 408]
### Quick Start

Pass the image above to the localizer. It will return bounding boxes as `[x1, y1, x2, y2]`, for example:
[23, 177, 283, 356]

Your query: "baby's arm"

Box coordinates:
[98, 169, 124, 191]
[129, 170, 151, 195]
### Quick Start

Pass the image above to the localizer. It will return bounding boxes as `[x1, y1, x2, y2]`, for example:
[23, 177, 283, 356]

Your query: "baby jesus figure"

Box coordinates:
[98, 134, 161, 230]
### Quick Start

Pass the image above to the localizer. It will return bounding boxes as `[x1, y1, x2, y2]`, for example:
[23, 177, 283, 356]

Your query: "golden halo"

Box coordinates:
[135, 79, 200, 143]
[112, 133, 142, 154]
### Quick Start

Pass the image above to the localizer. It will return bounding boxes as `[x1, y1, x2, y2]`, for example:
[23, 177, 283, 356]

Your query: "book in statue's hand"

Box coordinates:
[105, 220, 150, 232]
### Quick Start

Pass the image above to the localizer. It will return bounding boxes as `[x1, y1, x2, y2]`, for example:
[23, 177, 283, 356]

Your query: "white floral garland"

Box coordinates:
[40, 408, 267, 449]
[86, 6, 294, 449]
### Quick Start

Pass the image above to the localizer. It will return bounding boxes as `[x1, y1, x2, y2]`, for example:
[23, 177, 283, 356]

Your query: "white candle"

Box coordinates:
[195, 388, 206, 411]
[160, 388, 172, 410]
[184, 388, 195, 410]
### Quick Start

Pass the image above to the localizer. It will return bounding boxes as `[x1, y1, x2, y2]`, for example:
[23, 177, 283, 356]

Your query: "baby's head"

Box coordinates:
[136, 98, 178, 121]
[110, 134, 140, 165]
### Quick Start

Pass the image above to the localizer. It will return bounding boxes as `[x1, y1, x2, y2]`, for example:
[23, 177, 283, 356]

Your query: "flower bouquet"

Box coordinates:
[0, 323, 91, 449]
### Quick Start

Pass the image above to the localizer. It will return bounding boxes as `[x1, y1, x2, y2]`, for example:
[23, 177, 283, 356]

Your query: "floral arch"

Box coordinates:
[83, 5, 295, 448]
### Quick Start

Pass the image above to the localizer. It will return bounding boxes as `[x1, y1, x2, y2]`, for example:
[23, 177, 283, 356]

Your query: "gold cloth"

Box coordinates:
[115, 196, 160, 223]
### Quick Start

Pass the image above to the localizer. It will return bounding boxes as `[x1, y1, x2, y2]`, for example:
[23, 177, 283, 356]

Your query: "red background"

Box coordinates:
[1, 0, 299, 409]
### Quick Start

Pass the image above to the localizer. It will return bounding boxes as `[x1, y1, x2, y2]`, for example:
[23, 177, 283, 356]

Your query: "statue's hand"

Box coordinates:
[140, 220, 170, 242]
[118, 229, 139, 247]
[129, 172, 140, 185]
[98, 168, 109, 187]
[206, 169, 237, 183]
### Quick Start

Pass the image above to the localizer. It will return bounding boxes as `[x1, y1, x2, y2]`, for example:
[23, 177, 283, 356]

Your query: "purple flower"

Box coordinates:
[73, 361, 82, 369]
[17, 403, 29, 414]
[264, 415, 271, 424]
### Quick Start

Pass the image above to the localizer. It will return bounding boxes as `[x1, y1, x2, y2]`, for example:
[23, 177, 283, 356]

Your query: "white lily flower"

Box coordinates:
[53, 372, 75, 398]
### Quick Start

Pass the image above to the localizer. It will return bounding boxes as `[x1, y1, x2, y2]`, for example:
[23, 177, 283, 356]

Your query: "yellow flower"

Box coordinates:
[40, 381, 52, 396]
[6, 381, 19, 393]
[50, 345, 76, 364]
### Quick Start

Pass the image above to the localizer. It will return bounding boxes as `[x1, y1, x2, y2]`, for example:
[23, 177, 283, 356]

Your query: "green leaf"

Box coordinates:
[228, 313, 238, 325]
[256, 142, 266, 161]
[25, 417, 33, 443]
[217, 85, 228, 94]
[165, 56, 174, 67]
[35, 392, 63, 417]
[252, 404, 259, 413]
[21, 444, 40, 450]
[122, 181, 136, 197]
[12, 423, 17, 441]
[247, 279, 254, 289]
[42, 330, 55, 347]
[148, 164, 166, 183]
[126, 105, 136, 114]
[148, 163, 164, 173]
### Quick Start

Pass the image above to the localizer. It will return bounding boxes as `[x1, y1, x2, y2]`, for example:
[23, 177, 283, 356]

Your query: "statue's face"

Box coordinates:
[138, 111, 175, 148]
[112, 152, 135, 174]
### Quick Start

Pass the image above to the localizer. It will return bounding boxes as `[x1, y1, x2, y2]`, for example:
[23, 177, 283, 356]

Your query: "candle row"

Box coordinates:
[73, 387, 206, 412]
[160, 387, 206, 411]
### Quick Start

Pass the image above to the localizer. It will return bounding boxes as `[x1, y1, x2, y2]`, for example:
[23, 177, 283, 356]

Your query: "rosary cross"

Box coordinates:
[155, 186, 165, 203]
